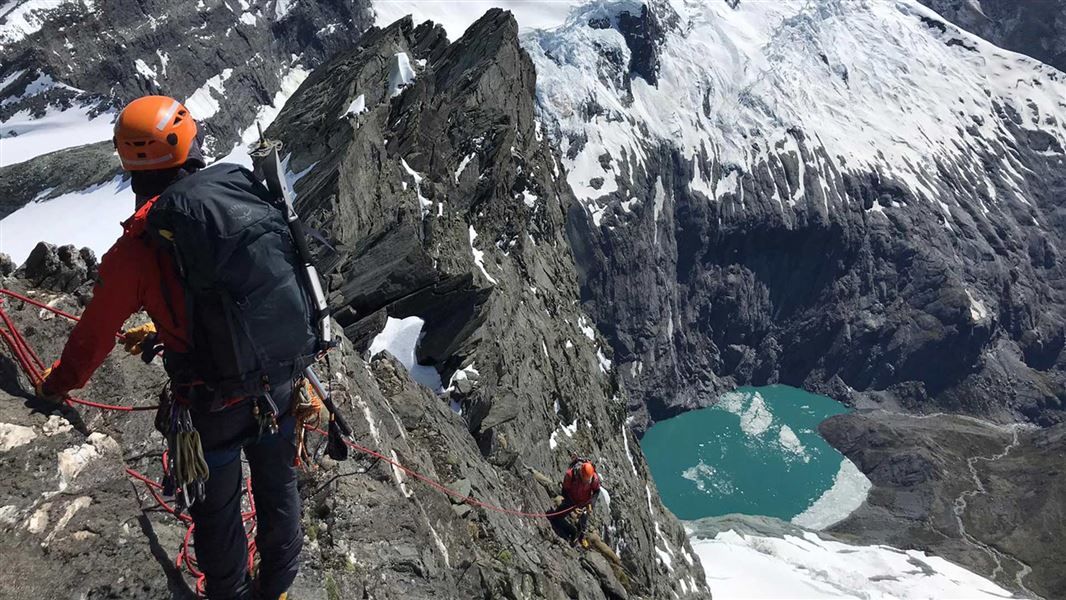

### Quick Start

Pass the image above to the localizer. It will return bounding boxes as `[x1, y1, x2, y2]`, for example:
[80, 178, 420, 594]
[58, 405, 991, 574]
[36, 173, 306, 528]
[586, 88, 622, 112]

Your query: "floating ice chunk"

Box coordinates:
[777, 425, 807, 460]
[739, 393, 772, 436]
[791, 458, 872, 530]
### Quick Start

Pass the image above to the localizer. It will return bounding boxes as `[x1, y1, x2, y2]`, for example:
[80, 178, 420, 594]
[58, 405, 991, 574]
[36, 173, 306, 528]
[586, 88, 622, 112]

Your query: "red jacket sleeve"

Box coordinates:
[46, 235, 144, 395]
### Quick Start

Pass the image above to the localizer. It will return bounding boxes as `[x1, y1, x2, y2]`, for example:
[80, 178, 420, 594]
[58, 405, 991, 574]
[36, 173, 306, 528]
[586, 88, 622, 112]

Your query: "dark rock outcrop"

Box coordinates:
[919, 0, 1066, 73]
[15, 242, 97, 296]
[0, 142, 122, 218]
[266, 11, 707, 597]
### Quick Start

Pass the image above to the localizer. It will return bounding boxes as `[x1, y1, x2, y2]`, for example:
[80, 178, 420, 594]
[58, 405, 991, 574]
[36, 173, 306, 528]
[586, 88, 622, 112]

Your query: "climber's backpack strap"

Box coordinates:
[146, 164, 319, 400]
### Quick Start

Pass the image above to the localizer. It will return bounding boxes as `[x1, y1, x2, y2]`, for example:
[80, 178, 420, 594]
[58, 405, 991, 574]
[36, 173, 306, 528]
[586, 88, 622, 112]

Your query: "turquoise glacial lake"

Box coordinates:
[642, 385, 866, 525]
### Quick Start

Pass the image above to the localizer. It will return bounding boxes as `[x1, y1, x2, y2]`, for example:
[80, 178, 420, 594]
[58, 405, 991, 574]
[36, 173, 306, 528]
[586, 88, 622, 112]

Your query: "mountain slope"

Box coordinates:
[0, 0, 374, 162]
[0, 11, 709, 599]
[525, 0, 1066, 430]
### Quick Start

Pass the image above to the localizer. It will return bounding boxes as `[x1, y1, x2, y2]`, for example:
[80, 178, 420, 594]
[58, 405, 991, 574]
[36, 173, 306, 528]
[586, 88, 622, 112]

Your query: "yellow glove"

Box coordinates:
[122, 322, 157, 355]
[34, 367, 64, 404]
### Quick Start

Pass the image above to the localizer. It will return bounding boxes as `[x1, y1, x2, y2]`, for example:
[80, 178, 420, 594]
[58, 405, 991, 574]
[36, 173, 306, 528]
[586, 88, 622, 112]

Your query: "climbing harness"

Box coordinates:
[0, 287, 588, 596]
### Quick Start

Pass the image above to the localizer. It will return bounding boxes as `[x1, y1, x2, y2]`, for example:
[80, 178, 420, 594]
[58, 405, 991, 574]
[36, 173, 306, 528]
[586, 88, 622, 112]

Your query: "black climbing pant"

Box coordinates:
[188, 379, 302, 600]
[557, 496, 590, 541]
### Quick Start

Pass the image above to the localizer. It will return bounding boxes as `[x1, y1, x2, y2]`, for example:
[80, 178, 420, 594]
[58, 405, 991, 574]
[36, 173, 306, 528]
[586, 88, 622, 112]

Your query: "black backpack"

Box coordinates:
[146, 164, 320, 400]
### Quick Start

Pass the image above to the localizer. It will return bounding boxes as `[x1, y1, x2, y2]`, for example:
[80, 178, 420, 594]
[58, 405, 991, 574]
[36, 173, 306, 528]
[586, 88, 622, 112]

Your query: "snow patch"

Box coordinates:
[691, 529, 1013, 599]
[368, 316, 443, 392]
[343, 94, 366, 118]
[967, 289, 989, 323]
[219, 66, 310, 167]
[596, 347, 612, 373]
[621, 423, 637, 477]
[1, 0, 95, 46]
[468, 226, 498, 284]
[1, 103, 116, 166]
[454, 153, 474, 183]
[387, 52, 416, 98]
[184, 68, 234, 121]
[0, 176, 132, 266]
[400, 158, 432, 218]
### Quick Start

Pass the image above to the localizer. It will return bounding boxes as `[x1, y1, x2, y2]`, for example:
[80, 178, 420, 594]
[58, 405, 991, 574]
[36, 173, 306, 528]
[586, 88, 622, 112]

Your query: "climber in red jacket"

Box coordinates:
[560, 458, 601, 543]
[34, 96, 299, 600]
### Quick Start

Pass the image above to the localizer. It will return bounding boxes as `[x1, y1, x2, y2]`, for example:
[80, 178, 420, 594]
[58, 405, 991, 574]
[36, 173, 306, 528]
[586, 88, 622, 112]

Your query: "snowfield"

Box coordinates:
[0, 176, 132, 265]
[692, 529, 1016, 600]
[524, 0, 1066, 224]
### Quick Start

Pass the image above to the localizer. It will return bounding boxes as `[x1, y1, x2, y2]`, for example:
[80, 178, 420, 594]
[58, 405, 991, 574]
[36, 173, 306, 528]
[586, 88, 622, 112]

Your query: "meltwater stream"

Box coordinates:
[642, 385, 870, 528]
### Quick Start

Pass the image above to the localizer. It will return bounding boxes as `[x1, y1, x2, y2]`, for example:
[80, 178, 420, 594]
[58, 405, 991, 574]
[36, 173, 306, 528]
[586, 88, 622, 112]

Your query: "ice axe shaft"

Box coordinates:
[305, 366, 352, 438]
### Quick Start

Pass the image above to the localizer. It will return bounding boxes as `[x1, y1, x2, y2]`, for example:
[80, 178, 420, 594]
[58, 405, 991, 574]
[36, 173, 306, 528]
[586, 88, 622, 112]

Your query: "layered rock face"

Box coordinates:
[0, 12, 708, 599]
[919, 0, 1066, 73]
[526, 0, 1066, 431]
[822, 411, 1066, 598]
[266, 11, 707, 597]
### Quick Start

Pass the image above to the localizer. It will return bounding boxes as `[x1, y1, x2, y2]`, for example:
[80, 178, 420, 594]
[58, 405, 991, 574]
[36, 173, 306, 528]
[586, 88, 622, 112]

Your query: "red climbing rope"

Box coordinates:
[307, 426, 583, 519]
[0, 289, 158, 412]
[0, 287, 582, 594]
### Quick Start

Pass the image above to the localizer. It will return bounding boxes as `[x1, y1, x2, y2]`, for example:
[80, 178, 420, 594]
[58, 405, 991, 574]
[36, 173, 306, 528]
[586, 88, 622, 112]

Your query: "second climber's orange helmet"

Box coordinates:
[113, 96, 199, 171]
[581, 461, 596, 483]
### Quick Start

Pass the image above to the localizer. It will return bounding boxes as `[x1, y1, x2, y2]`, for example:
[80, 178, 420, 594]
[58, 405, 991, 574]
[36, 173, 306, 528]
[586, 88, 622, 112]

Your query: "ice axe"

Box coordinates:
[249, 124, 352, 461]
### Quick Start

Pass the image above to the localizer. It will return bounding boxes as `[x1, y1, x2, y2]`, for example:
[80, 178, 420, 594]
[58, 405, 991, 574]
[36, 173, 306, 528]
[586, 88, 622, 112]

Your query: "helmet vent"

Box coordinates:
[172, 116, 183, 126]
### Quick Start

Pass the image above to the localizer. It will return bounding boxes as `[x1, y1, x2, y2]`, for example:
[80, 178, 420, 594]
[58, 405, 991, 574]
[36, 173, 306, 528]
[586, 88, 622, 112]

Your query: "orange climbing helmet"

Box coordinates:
[580, 461, 596, 483]
[113, 96, 203, 171]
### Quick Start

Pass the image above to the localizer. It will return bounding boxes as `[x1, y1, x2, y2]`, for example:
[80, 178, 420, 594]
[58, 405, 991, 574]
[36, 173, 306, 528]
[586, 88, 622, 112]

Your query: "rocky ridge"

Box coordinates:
[0, 11, 709, 600]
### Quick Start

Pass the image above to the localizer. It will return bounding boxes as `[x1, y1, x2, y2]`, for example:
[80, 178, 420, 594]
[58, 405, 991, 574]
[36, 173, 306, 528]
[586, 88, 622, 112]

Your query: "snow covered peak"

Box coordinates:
[526, 0, 1066, 217]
